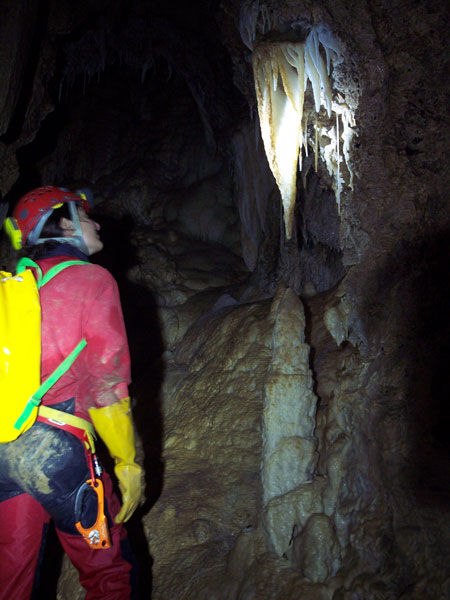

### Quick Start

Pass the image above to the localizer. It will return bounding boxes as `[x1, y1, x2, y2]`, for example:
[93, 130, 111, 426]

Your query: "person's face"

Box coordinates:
[60, 206, 103, 255]
[77, 208, 103, 255]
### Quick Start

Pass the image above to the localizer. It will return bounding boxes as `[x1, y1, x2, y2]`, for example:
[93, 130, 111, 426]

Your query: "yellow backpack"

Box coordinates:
[0, 258, 87, 443]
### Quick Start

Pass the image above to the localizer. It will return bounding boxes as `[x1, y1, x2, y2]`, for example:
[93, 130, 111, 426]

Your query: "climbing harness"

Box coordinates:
[37, 405, 112, 550]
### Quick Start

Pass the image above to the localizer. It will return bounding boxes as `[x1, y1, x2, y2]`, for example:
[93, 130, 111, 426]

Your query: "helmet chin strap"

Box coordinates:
[32, 201, 90, 255]
[66, 202, 90, 255]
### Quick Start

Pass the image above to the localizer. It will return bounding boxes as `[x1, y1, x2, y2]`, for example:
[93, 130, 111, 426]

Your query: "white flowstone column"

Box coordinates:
[262, 284, 319, 553]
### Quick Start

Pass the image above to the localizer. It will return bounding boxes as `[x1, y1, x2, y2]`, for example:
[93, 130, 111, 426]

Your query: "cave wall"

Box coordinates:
[0, 1, 449, 599]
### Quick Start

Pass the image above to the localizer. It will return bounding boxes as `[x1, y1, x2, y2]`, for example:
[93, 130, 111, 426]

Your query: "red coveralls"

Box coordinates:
[0, 253, 134, 599]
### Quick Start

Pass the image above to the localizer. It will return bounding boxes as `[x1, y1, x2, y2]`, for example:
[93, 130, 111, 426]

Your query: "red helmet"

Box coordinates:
[5, 186, 91, 249]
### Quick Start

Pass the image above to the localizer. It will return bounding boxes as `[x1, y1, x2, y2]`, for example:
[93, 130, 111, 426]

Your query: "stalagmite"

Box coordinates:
[262, 286, 319, 555]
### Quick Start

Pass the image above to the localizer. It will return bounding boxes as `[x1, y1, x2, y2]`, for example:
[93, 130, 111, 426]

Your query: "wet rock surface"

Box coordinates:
[0, 1, 449, 599]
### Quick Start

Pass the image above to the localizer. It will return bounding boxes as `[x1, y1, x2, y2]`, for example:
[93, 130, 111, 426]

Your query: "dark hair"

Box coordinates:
[38, 203, 72, 238]
[20, 203, 73, 261]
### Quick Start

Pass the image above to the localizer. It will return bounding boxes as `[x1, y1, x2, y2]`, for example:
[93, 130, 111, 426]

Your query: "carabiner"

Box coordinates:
[75, 478, 111, 550]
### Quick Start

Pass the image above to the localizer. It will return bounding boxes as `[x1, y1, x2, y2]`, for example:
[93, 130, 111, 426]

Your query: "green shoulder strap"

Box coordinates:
[13, 258, 90, 431]
[16, 257, 42, 280]
[16, 257, 88, 288]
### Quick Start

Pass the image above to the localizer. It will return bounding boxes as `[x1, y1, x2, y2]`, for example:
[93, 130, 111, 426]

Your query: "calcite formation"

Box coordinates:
[252, 25, 356, 234]
[262, 286, 319, 550]
[0, 1, 449, 599]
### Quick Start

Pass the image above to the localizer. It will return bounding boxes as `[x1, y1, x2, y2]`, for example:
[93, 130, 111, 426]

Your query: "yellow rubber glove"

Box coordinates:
[89, 397, 144, 523]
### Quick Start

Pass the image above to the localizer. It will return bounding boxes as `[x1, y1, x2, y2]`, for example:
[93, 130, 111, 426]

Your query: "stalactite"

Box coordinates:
[253, 43, 305, 237]
[251, 24, 355, 238]
[239, 0, 272, 51]
[314, 116, 319, 172]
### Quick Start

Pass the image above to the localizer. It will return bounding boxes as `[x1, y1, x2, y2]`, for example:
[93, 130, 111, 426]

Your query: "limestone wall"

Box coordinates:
[0, 1, 448, 599]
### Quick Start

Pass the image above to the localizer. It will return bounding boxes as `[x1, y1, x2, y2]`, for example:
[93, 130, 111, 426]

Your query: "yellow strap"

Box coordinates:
[38, 405, 97, 452]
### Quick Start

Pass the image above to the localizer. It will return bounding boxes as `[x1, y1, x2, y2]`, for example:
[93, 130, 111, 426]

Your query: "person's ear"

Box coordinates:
[59, 217, 75, 237]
